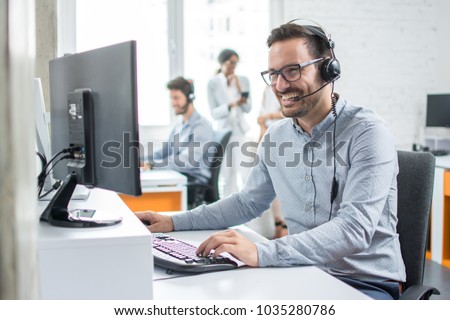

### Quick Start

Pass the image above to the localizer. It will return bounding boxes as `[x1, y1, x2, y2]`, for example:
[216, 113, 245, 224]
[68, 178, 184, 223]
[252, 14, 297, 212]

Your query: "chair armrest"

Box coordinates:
[186, 182, 214, 209]
[399, 285, 440, 300]
[186, 182, 213, 191]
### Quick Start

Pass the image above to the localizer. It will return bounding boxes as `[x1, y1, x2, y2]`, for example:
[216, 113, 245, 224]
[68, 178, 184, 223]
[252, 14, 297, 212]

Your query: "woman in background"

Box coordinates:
[207, 48, 251, 197]
[257, 85, 283, 142]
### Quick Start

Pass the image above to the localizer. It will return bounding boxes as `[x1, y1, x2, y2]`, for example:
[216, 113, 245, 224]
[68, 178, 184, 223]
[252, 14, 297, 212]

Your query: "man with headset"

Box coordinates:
[143, 76, 213, 196]
[137, 22, 406, 299]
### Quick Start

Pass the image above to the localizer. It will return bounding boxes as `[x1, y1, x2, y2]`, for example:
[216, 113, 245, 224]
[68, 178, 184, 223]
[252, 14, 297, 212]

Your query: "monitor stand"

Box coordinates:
[39, 184, 91, 201]
[40, 173, 122, 228]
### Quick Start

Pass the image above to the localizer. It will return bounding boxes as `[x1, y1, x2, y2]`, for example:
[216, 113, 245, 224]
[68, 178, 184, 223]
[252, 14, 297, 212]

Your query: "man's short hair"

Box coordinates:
[167, 76, 193, 100]
[266, 23, 329, 59]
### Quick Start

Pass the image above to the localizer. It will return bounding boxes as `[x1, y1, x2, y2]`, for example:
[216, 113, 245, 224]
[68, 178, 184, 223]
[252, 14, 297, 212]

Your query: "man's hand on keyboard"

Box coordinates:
[196, 229, 259, 267]
[135, 211, 174, 232]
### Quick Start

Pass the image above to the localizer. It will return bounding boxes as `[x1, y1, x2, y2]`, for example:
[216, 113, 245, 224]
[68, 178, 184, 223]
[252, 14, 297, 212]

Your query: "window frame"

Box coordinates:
[56, 0, 283, 132]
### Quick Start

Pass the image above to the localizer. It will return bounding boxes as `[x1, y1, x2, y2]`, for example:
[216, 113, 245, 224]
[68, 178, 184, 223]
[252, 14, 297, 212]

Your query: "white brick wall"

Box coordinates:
[278, 0, 450, 149]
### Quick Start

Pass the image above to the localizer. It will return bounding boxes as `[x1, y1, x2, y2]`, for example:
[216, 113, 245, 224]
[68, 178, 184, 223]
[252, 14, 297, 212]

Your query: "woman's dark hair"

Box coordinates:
[217, 48, 239, 64]
[266, 23, 329, 59]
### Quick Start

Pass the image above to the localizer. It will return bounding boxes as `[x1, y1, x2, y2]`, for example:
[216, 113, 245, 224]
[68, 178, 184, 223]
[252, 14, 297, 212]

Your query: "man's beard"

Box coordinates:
[175, 101, 190, 115]
[280, 86, 323, 119]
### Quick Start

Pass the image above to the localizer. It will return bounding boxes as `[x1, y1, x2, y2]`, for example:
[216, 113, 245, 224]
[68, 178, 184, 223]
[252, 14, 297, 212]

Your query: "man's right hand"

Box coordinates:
[139, 162, 152, 171]
[134, 210, 174, 232]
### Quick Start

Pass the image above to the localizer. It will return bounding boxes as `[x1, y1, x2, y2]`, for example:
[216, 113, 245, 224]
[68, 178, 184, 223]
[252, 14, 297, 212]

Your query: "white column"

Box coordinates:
[0, 0, 39, 299]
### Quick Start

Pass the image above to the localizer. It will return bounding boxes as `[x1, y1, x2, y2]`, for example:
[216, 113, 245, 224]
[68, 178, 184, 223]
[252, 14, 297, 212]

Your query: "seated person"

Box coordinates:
[137, 22, 406, 300]
[143, 77, 213, 203]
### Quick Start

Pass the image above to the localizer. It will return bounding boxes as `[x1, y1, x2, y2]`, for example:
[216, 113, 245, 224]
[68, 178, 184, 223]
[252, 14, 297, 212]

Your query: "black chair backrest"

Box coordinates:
[204, 130, 232, 203]
[396, 150, 435, 290]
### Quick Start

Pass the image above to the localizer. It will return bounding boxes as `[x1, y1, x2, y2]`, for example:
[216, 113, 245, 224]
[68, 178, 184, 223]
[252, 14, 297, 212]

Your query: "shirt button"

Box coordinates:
[305, 176, 310, 181]
[305, 205, 311, 211]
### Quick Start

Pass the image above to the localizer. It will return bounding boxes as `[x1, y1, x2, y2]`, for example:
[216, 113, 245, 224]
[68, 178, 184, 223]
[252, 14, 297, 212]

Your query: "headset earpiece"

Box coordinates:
[298, 23, 341, 83]
[321, 57, 341, 82]
[187, 79, 195, 103]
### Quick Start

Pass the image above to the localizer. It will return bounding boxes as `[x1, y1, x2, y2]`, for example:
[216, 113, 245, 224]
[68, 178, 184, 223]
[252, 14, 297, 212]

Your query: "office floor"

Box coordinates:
[424, 260, 450, 299]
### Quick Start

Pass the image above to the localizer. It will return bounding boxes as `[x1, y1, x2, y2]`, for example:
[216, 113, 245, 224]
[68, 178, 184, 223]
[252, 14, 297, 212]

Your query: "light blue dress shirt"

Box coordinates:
[150, 110, 213, 184]
[172, 96, 406, 283]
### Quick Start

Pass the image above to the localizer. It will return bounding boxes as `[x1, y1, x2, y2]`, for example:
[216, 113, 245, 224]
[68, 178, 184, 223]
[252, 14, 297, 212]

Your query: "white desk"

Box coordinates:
[38, 188, 153, 299]
[38, 192, 369, 300]
[153, 228, 370, 300]
[119, 169, 188, 212]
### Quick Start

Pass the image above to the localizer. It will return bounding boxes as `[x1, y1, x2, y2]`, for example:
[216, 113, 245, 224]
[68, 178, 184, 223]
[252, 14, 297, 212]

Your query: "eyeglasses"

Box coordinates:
[226, 60, 238, 66]
[260, 58, 324, 86]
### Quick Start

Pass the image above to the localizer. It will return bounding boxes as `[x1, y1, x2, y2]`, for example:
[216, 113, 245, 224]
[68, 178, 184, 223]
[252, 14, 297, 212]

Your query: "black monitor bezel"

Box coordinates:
[49, 40, 141, 197]
[426, 93, 450, 128]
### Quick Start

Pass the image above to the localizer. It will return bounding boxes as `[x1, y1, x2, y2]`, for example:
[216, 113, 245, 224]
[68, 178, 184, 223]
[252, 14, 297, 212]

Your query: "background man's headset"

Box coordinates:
[288, 19, 341, 221]
[185, 79, 195, 103]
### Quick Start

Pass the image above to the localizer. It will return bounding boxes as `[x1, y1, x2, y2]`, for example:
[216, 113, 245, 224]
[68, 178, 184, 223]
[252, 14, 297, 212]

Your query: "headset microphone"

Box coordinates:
[291, 81, 331, 102]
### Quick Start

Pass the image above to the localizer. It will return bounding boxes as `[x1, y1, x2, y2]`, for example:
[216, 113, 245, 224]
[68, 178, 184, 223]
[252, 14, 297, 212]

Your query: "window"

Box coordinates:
[63, 0, 272, 134]
[76, 0, 170, 126]
[183, 0, 270, 135]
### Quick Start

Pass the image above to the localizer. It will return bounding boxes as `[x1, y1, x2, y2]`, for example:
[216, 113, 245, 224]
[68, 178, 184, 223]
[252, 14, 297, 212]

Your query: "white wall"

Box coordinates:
[280, 0, 450, 149]
[434, 0, 450, 92]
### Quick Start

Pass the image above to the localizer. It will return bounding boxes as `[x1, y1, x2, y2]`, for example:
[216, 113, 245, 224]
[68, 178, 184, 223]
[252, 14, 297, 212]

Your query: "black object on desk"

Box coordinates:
[152, 233, 238, 273]
[429, 149, 449, 156]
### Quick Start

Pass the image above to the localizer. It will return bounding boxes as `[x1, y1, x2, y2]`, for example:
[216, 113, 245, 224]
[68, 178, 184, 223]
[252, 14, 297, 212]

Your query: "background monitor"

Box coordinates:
[42, 40, 142, 227]
[426, 94, 450, 128]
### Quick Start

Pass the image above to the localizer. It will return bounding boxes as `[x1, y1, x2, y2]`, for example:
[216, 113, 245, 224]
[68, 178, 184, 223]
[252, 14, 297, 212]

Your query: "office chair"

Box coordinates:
[187, 129, 232, 209]
[396, 150, 440, 299]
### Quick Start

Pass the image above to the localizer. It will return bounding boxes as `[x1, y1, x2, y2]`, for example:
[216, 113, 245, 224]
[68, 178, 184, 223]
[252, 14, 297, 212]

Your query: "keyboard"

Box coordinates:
[152, 233, 239, 273]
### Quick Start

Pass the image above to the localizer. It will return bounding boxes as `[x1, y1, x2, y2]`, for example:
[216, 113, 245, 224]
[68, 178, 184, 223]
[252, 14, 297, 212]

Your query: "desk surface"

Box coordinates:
[435, 154, 450, 168]
[37, 189, 153, 299]
[38, 188, 150, 248]
[140, 169, 187, 188]
[153, 228, 370, 300]
[38, 192, 370, 300]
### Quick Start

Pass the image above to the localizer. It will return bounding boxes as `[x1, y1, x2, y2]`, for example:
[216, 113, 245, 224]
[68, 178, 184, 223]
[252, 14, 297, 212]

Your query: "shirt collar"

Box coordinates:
[291, 94, 345, 138]
[180, 109, 199, 127]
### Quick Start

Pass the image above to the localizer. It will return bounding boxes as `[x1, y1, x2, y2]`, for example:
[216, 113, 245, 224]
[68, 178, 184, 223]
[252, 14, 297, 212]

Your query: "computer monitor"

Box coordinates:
[41, 41, 142, 228]
[426, 94, 450, 128]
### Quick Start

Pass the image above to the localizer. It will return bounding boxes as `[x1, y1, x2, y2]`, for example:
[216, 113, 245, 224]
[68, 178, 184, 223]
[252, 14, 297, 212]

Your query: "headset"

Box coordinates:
[287, 19, 341, 221]
[287, 19, 341, 83]
[186, 79, 195, 103]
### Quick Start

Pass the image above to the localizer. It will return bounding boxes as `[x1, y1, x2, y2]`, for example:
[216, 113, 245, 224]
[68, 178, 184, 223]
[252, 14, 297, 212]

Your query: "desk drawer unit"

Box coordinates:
[119, 190, 184, 212]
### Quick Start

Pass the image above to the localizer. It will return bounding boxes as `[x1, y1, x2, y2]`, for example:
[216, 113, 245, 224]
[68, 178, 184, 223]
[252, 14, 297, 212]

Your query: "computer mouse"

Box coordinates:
[142, 220, 151, 226]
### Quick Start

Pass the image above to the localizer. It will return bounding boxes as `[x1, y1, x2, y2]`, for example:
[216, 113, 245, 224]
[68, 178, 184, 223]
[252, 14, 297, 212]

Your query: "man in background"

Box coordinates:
[143, 76, 213, 203]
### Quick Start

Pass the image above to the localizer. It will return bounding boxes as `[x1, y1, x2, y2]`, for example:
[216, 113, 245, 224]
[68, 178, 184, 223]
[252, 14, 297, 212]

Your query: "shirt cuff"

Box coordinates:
[171, 212, 194, 231]
[255, 241, 277, 267]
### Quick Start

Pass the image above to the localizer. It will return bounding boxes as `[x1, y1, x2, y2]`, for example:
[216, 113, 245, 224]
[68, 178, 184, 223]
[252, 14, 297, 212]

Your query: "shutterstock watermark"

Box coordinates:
[100, 132, 349, 169]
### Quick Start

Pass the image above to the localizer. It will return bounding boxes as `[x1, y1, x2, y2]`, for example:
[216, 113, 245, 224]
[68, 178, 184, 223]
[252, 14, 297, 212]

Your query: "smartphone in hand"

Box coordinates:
[241, 91, 249, 98]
